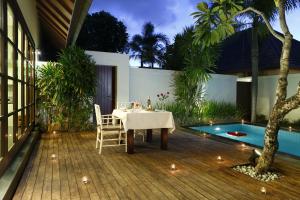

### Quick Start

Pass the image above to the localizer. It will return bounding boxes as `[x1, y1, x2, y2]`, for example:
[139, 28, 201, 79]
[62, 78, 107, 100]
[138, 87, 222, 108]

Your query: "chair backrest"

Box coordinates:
[94, 104, 102, 128]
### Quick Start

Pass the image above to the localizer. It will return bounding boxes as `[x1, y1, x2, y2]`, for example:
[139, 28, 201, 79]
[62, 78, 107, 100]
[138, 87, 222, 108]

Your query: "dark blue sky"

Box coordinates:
[89, 0, 300, 44]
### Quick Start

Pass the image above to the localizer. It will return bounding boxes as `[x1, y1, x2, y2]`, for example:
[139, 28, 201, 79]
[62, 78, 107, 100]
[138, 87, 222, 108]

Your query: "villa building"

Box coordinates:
[0, 0, 91, 199]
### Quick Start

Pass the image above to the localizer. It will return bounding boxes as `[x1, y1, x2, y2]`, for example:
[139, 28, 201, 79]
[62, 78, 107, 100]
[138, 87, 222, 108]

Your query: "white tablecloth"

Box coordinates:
[112, 109, 175, 133]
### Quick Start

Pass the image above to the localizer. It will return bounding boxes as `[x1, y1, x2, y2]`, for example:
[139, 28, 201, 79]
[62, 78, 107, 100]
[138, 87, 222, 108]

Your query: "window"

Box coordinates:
[7, 43, 13, 77]
[18, 23, 22, 50]
[7, 5, 14, 42]
[0, 1, 35, 166]
[8, 79, 13, 113]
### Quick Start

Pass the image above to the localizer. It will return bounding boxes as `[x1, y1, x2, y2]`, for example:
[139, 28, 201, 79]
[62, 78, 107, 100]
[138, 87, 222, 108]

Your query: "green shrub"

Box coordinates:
[160, 100, 244, 126]
[201, 101, 244, 121]
[37, 46, 96, 132]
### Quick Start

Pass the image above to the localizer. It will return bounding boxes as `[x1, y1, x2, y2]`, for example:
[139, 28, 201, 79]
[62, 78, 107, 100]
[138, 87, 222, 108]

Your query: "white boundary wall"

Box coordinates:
[129, 68, 175, 104]
[129, 68, 237, 105]
[86, 51, 237, 107]
[257, 74, 300, 121]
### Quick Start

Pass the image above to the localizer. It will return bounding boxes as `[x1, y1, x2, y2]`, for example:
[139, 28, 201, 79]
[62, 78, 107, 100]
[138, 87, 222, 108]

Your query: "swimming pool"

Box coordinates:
[190, 123, 300, 157]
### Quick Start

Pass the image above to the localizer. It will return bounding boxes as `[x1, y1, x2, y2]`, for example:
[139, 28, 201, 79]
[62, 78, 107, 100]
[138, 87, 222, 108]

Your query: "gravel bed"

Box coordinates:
[233, 165, 280, 182]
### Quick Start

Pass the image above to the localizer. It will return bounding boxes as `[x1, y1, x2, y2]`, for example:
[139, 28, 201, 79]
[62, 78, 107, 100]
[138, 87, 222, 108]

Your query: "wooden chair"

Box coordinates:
[94, 104, 127, 154]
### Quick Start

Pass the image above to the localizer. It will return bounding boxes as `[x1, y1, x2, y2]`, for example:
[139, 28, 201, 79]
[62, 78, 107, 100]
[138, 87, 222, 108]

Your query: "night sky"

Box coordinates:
[89, 1, 300, 41]
[89, 0, 300, 66]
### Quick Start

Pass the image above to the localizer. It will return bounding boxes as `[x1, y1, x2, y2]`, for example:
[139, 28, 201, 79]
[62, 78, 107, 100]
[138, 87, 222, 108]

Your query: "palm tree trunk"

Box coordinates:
[255, 1, 293, 173]
[141, 52, 144, 68]
[251, 20, 259, 123]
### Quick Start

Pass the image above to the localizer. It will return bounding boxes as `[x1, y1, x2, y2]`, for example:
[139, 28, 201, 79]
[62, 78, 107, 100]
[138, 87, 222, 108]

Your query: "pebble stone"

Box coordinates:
[233, 165, 280, 182]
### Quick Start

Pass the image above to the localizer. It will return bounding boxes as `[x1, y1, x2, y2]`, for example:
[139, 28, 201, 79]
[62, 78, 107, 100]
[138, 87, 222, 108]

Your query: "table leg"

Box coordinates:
[161, 128, 168, 150]
[127, 129, 134, 154]
[146, 129, 152, 143]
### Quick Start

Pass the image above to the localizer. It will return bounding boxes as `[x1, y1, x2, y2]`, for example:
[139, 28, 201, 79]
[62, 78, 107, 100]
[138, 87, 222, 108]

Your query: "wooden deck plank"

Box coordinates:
[14, 129, 300, 200]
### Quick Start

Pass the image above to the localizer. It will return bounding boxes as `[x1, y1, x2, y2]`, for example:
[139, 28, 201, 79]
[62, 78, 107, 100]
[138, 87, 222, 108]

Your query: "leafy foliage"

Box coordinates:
[77, 11, 129, 53]
[37, 46, 96, 131]
[129, 22, 169, 68]
[192, 0, 244, 47]
[201, 101, 244, 120]
[164, 26, 194, 70]
[158, 101, 244, 126]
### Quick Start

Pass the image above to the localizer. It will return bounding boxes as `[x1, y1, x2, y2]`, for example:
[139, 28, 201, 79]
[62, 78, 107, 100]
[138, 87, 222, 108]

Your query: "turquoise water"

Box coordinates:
[190, 123, 300, 157]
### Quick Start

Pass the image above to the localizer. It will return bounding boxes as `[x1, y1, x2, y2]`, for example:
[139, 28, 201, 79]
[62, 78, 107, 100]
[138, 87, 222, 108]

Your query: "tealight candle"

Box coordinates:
[209, 121, 213, 126]
[53, 131, 57, 135]
[288, 126, 292, 132]
[241, 119, 245, 124]
[82, 176, 89, 184]
[170, 164, 176, 171]
[260, 186, 267, 194]
[51, 154, 56, 160]
[217, 156, 222, 161]
[241, 143, 246, 148]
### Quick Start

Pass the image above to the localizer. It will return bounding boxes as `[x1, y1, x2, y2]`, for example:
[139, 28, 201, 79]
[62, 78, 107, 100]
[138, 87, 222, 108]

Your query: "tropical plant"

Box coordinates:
[240, 0, 277, 122]
[201, 101, 244, 121]
[171, 27, 218, 120]
[164, 26, 194, 70]
[37, 46, 96, 132]
[37, 62, 62, 132]
[192, 0, 300, 173]
[129, 22, 169, 68]
[159, 101, 244, 126]
[77, 11, 129, 53]
[58, 46, 96, 130]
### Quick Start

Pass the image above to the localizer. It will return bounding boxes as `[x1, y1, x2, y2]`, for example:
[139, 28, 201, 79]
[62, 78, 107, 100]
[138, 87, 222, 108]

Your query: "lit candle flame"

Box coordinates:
[260, 186, 267, 194]
[171, 164, 176, 171]
[241, 119, 245, 124]
[217, 156, 222, 161]
[288, 126, 292, 132]
[51, 154, 56, 160]
[82, 176, 89, 184]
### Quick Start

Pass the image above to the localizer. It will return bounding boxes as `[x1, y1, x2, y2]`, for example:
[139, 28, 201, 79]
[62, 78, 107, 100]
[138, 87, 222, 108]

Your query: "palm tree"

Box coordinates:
[242, 0, 277, 122]
[129, 22, 169, 68]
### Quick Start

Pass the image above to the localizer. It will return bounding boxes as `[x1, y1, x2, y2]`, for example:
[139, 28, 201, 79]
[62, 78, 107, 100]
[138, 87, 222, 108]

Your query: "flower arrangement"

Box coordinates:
[157, 92, 170, 110]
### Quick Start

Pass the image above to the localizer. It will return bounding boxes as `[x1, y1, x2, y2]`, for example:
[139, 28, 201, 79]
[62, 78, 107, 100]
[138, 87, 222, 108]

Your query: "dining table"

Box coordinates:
[112, 109, 175, 154]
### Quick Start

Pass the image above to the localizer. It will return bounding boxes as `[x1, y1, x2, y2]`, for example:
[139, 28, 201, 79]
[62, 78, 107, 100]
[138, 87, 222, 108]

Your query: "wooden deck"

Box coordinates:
[13, 128, 300, 200]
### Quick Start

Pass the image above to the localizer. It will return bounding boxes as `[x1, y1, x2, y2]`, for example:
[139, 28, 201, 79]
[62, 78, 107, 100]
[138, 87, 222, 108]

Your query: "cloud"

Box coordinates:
[90, 0, 176, 27]
[89, 0, 201, 40]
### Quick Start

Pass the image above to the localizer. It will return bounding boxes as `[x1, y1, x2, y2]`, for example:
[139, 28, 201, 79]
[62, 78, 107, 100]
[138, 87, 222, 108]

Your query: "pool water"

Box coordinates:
[190, 123, 300, 157]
